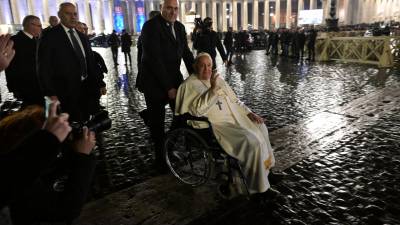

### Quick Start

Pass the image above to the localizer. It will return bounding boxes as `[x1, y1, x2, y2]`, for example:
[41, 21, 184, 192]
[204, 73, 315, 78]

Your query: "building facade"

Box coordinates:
[0, 0, 399, 35]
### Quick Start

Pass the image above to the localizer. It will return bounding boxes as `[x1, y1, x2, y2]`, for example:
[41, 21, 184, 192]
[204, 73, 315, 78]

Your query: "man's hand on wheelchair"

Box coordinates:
[247, 112, 264, 124]
[167, 88, 177, 100]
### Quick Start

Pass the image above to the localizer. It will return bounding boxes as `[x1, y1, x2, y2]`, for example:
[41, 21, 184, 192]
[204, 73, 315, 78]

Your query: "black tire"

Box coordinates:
[164, 128, 211, 186]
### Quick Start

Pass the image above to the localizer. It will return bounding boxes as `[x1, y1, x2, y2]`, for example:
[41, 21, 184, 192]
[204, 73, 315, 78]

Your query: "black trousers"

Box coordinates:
[111, 47, 118, 65]
[225, 45, 234, 62]
[143, 92, 175, 167]
[123, 51, 131, 64]
[308, 43, 315, 60]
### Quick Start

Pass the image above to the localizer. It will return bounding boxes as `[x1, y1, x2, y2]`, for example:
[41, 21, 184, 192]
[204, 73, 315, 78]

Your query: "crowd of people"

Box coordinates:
[190, 25, 319, 63]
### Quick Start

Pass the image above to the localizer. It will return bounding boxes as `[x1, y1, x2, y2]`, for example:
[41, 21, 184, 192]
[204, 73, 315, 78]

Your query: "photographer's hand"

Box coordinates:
[73, 127, 96, 155]
[0, 34, 15, 71]
[42, 101, 72, 142]
[167, 88, 177, 100]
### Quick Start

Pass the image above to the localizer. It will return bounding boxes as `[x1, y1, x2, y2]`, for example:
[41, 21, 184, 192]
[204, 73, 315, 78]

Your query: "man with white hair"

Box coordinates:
[137, 0, 194, 172]
[39, 2, 102, 122]
[5, 15, 43, 107]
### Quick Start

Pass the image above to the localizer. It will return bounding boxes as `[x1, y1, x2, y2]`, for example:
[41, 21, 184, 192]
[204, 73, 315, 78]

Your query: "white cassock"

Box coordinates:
[175, 74, 275, 194]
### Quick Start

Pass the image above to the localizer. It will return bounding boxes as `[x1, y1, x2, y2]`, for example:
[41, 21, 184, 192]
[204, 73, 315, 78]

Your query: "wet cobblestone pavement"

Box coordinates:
[85, 48, 400, 196]
[1, 45, 400, 224]
[190, 105, 400, 225]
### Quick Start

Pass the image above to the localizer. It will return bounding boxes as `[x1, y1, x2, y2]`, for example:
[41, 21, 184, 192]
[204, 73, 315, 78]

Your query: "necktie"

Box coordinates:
[68, 29, 87, 79]
[169, 23, 176, 39]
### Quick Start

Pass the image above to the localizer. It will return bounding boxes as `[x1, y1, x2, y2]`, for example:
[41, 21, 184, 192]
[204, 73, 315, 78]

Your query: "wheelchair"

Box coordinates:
[163, 113, 250, 197]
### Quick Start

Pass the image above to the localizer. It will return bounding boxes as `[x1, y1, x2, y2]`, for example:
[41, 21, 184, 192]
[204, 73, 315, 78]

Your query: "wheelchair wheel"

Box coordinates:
[164, 128, 211, 186]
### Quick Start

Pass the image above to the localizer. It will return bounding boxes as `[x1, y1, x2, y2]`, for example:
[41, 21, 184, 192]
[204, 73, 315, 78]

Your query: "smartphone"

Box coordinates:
[44, 96, 61, 118]
[44, 96, 52, 119]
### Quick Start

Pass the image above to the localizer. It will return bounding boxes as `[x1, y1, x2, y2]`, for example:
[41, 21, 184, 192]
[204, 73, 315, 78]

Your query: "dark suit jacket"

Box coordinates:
[135, 35, 143, 91]
[41, 26, 54, 38]
[138, 14, 194, 101]
[38, 24, 100, 121]
[121, 33, 132, 52]
[5, 31, 42, 104]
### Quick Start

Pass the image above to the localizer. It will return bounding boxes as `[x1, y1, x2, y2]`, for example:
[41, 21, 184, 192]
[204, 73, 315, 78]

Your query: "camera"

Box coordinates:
[194, 18, 204, 30]
[70, 110, 112, 135]
[194, 17, 212, 31]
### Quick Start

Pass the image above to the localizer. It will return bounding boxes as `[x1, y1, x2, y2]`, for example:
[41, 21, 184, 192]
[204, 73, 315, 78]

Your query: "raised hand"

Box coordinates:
[0, 34, 15, 71]
[247, 112, 265, 124]
[168, 88, 177, 100]
[210, 70, 220, 92]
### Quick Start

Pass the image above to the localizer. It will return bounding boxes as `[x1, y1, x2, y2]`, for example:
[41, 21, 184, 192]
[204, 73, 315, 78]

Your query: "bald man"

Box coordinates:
[137, 0, 194, 172]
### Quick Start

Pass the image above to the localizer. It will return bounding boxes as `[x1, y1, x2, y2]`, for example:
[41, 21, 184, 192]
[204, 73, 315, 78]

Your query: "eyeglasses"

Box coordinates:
[30, 23, 42, 28]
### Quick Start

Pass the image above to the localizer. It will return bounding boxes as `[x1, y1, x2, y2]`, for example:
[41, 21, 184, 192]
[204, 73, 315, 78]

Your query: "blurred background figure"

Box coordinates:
[76, 21, 107, 114]
[306, 26, 318, 61]
[120, 29, 132, 65]
[107, 30, 120, 66]
[223, 27, 234, 65]
[193, 17, 227, 69]
[42, 16, 59, 36]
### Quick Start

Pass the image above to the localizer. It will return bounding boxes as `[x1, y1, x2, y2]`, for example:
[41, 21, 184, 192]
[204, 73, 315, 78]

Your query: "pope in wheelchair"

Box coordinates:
[173, 52, 275, 195]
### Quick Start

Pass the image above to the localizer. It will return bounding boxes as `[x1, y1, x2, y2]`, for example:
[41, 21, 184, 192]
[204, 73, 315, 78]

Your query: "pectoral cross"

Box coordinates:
[216, 100, 223, 110]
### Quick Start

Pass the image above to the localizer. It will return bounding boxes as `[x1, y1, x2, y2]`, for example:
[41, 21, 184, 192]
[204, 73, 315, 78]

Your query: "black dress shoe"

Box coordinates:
[269, 171, 287, 184]
[139, 109, 150, 127]
[263, 187, 280, 199]
[251, 187, 280, 205]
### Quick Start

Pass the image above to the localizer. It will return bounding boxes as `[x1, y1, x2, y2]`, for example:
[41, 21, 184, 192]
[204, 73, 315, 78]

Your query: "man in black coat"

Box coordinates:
[193, 17, 227, 69]
[223, 27, 234, 65]
[307, 26, 318, 61]
[138, 0, 194, 172]
[297, 29, 306, 59]
[41, 16, 59, 37]
[39, 2, 102, 122]
[5, 15, 43, 108]
[136, 10, 160, 93]
[120, 29, 132, 65]
[76, 21, 107, 113]
[108, 30, 120, 66]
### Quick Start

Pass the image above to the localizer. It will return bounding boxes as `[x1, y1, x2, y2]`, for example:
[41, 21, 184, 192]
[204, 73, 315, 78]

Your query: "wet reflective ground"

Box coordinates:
[190, 105, 400, 225]
[1, 47, 400, 221]
[78, 48, 399, 196]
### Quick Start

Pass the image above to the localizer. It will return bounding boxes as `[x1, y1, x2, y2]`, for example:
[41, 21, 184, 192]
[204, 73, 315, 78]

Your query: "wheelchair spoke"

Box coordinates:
[164, 128, 211, 186]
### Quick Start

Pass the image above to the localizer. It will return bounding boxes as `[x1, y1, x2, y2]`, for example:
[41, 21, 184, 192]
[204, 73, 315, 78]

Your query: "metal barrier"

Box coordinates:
[316, 36, 400, 67]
